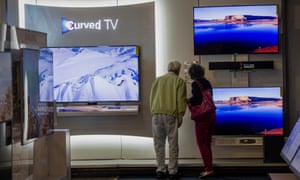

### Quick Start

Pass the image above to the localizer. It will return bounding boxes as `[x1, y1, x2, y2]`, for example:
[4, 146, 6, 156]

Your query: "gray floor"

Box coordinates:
[72, 176, 271, 180]
[71, 171, 273, 180]
[70, 159, 290, 180]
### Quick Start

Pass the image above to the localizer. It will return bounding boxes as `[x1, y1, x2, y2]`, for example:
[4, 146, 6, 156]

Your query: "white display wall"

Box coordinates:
[11, 0, 289, 167]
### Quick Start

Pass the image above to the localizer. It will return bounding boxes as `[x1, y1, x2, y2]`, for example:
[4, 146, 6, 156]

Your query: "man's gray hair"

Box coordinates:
[168, 61, 181, 74]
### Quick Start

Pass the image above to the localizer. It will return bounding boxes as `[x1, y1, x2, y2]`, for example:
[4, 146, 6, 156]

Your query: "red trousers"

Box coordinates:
[194, 113, 216, 172]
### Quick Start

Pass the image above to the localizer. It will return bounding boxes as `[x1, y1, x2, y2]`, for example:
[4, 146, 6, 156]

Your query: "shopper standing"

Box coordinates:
[150, 61, 187, 179]
[187, 63, 216, 178]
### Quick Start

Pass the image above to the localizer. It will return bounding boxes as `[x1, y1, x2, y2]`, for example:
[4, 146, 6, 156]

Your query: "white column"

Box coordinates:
[155, 0, 198, 77]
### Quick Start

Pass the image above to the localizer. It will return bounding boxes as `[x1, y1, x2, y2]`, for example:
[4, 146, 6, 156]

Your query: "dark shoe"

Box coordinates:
[169, 172, 181, 179]
[156, 171, 167, 179]
[199, 170, 214, 179]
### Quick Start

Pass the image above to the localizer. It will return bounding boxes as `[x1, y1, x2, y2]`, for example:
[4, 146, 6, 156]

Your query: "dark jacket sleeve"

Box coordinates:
[189, 81, 202, 106]
[189, 78, 213, 106]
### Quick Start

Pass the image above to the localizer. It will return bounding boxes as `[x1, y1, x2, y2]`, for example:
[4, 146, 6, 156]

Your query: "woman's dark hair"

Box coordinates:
[188, 64, 205, 80]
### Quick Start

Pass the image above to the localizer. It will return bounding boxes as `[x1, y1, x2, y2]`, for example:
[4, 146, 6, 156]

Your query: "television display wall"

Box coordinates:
[193, 4, 279, 55]
[39, 45, 140, 103]
[24, 2, 157, 137]
[213, 87, 283, 135]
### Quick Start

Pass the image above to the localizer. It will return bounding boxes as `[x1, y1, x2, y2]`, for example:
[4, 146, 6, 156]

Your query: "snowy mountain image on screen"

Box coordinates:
[40, 46, 139, 102]
[39, 48, 54, 102]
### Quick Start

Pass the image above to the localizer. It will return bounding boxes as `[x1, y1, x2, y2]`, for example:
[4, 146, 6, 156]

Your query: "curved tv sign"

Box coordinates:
[61, 17, 119, 34]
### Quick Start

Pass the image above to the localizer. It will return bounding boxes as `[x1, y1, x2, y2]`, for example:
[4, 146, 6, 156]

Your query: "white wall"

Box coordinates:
[70, 0, 283, 161]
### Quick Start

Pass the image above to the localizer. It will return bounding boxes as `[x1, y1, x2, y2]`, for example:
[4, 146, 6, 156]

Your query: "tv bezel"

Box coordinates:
[38, 45, 141, 104]
[193, 4, 280, 55]
[212, 86, 284, 136]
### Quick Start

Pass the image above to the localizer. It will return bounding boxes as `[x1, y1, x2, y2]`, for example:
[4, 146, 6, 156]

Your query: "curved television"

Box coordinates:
[39, 45, 140, 103]
[213, 87, 283, 135]
[193, 4, 279, 55]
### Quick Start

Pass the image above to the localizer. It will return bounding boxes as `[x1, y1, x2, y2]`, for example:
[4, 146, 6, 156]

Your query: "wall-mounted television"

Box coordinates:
[39, 45, 140, 103]
[213, 87, 283, 135]
[281, 118, 300, 164]
[193, 4, 279, 55]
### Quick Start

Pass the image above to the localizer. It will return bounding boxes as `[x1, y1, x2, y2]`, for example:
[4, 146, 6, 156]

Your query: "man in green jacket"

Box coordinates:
[150, 61, 187, 179]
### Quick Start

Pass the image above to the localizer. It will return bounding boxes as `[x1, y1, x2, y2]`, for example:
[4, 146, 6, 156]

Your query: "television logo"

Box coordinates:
[61, 17, 119, 34]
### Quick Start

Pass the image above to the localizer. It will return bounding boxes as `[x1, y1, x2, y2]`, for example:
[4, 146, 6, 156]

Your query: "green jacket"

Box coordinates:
[150, 72, 187, 118]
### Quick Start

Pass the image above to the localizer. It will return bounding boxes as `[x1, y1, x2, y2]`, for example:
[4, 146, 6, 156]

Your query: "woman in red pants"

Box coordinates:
[187, 63, 216, 178]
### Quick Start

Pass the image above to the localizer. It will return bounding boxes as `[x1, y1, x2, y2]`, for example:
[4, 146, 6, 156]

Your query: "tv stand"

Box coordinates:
[213, 136, 264, 159]
[213, 136, 263, 146]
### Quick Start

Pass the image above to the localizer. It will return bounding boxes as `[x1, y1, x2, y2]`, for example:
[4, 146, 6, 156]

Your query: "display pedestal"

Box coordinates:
[33, 129, 71, 180]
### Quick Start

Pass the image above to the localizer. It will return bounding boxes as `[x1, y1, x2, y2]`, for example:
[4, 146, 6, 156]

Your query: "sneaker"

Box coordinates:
[199, 170, 214, 179]
[156, 171, 167, 179]
[169, 172, 181, 179]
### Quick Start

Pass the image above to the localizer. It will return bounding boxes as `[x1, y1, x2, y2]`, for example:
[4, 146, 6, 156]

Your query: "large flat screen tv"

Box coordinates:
[281, 118, 300, 164]
[213, 87, 283, 135]
[39, 45, 140, 103]
[193, 4, 279, 55]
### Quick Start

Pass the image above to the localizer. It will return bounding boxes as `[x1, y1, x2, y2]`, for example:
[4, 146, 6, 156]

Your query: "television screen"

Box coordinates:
[39, 48, 54, 102]
[213, 87, 283, 135]
[38, 45, 140, 103]
[193, 4, 279, 55]
[281, 118, 300, 164]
